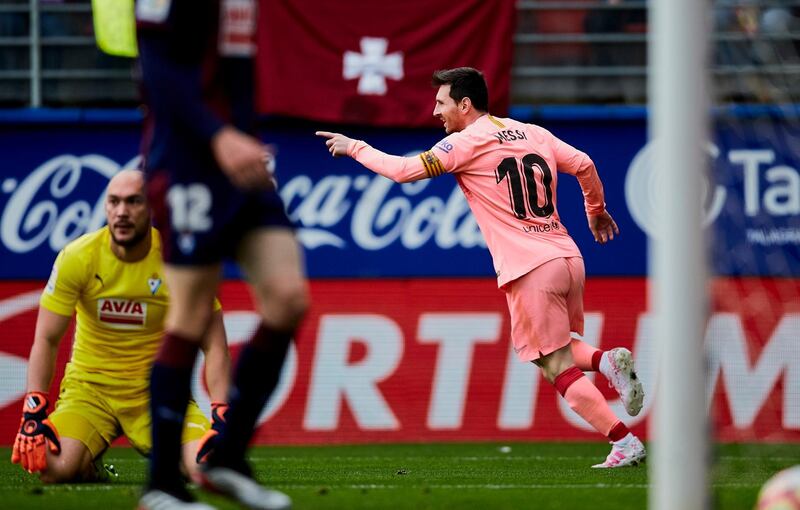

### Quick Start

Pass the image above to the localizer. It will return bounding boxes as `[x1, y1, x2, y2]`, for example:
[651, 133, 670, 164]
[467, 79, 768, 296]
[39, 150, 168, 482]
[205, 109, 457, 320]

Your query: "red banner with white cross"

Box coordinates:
[255, 0, 516, 127]
[0, 278, 797, 446]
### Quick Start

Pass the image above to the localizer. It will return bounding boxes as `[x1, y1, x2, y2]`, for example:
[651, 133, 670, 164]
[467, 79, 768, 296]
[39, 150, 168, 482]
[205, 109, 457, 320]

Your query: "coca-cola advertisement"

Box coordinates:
[2, 117, 798, 279]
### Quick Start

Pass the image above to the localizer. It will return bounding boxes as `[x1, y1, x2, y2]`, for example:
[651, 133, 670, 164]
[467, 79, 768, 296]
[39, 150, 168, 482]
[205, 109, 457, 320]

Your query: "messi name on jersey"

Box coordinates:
[97, 298, 147, 328]
[492, 129, 527, 144]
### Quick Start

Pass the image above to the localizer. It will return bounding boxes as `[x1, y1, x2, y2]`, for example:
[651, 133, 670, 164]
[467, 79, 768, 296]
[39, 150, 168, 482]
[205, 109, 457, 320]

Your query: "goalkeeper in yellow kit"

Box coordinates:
[10, 169, 230, 483]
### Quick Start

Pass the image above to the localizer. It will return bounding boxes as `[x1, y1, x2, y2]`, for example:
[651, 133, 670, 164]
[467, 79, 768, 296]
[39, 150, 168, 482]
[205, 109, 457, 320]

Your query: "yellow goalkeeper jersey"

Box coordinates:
[41, 226, 218, 386]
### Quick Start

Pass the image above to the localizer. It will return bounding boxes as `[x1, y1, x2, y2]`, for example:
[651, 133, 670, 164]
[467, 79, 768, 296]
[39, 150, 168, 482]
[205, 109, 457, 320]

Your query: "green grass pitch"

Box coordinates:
[1, 442, 797, 509]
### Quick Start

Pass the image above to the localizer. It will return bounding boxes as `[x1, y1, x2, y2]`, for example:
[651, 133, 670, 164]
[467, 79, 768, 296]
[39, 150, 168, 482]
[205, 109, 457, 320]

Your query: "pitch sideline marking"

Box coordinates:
[0, 482, 766, 491]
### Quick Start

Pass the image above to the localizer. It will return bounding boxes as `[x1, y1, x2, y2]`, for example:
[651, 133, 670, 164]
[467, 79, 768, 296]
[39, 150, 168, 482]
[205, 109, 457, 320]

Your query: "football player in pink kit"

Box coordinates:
[317, 67, 645, 468]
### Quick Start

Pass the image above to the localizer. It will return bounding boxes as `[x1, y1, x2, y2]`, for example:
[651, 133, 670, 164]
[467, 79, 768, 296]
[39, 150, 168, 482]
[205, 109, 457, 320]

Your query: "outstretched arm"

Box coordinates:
[316, 131, 430, 183]
[317, 131, 356, 158]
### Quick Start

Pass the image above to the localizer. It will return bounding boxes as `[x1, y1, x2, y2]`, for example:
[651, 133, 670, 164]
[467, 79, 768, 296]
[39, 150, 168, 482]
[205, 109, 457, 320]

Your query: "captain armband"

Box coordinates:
[419, 151, 446, 178]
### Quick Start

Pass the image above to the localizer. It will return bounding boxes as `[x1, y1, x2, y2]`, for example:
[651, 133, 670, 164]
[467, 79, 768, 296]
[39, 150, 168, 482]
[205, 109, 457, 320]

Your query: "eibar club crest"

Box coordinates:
[147, 276, 162, 296]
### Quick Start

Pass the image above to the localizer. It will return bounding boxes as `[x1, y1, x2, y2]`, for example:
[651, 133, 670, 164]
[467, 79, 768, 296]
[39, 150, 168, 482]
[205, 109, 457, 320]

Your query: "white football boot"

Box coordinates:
[601, 347, 644, 416]
[592, 435, 646, 468]
[138, 489, 216, 510]
[198, 466, 291, 510]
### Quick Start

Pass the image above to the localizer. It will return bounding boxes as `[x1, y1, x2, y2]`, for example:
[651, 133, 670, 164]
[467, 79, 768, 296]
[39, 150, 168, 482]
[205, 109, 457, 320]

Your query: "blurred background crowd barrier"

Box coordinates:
[1, 0, 798, 107]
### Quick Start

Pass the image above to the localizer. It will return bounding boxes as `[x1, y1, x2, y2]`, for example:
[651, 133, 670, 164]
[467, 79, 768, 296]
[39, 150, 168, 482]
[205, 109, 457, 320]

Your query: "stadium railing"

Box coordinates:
[0, 0, 799, 107]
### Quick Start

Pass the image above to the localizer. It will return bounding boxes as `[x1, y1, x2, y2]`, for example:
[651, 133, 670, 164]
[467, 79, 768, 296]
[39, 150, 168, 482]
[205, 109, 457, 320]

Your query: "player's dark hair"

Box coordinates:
[431, 67, 489, 112]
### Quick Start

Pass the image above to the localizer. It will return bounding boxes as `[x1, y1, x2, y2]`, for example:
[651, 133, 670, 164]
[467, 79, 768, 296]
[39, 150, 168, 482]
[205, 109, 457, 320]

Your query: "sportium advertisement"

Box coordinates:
[0, 116, 798, 443]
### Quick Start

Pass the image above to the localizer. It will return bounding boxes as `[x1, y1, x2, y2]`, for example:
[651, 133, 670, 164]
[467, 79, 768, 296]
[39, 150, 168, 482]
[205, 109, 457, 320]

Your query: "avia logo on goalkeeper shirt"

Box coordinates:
[97, 299, 147, 328]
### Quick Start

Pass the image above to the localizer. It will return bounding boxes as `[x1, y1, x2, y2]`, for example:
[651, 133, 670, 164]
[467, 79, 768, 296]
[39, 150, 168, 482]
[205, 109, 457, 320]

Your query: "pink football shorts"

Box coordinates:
[503, 256, 585, 362]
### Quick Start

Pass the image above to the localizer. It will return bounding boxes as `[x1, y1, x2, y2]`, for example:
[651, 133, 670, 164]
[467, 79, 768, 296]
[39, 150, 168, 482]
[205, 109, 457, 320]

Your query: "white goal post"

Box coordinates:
[648, 0, 710, 509]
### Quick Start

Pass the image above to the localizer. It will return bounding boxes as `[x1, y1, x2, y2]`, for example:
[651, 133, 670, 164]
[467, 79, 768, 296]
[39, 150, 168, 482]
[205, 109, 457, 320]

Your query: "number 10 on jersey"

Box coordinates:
[495, 153, 555, 219]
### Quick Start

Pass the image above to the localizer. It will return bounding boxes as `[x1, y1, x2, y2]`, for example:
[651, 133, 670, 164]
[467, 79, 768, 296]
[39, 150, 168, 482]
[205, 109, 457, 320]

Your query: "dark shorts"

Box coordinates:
[146, 165, 293, 265]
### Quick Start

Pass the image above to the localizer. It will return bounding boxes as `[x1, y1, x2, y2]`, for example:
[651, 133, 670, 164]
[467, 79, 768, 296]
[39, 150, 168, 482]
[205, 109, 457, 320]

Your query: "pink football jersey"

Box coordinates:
[427, 115, 605, 286]
[349, 114, 606, 287]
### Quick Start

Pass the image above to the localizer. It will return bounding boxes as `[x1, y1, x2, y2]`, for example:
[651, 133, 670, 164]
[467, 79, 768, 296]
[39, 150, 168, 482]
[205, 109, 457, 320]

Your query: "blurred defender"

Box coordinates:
[136, 1, 308, 509]
[11, 170, 230, 483]
[318, 67, 645, 469]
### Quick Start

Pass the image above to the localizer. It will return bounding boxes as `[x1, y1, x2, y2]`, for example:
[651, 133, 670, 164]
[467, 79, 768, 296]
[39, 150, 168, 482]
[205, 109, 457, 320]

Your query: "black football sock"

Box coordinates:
[211, 323, 292, 470]
[148, 332, 200, 493]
